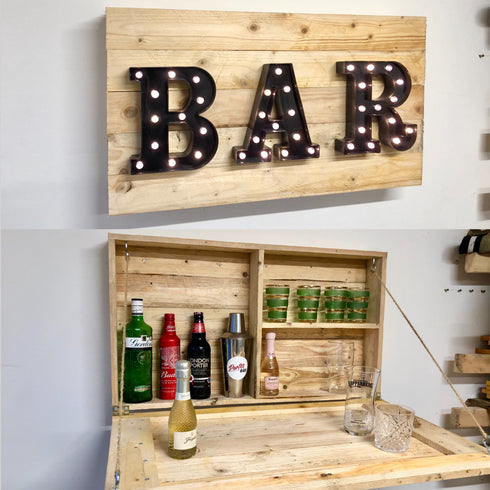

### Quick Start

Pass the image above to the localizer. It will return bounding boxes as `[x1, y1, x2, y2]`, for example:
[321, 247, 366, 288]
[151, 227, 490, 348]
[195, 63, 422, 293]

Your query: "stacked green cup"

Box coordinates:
[296, 285, 321, 322]
[324, 286, 348, 322]
[265, 285, 290, 323]
[346, 287, 370, 322]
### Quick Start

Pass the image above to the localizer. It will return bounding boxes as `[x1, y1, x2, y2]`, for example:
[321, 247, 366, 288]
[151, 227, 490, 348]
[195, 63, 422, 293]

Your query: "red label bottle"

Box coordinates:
[159, 313, 181, 400]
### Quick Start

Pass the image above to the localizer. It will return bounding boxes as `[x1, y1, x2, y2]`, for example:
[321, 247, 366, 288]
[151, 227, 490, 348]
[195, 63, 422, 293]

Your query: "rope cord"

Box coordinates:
[370, 260, 490, 450]
[114, 242, 130, 489]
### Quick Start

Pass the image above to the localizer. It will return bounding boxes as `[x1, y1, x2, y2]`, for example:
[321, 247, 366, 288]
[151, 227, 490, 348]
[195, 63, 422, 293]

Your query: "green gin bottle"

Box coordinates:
[123, 298, 153, 403]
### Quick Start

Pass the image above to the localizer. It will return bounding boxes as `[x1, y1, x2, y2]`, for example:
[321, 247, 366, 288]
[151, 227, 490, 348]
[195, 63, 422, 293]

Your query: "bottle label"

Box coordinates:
[174, 429, 197, 450]
[192, 322, 205, 334]
[134, 384, 151, 393]
[126, 336, 152, 348]
[174, 391, 191, 401]
[189, 356, 210, 393]
[264, 376, 279, 390]
[160, 346, 180, 397]
[227, 356, 248, 380]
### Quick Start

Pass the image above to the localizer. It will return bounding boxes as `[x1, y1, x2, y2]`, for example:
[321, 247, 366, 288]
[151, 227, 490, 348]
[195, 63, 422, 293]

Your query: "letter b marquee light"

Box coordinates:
[129, 67, 219, 174]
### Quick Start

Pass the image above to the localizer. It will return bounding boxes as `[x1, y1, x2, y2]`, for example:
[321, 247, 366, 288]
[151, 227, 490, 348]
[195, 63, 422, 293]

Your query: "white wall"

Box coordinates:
[1, 1, 490, 489]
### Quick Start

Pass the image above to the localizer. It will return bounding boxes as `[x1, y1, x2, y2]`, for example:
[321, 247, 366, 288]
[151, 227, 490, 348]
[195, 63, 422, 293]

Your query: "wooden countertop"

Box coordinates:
[105, 402, 490, 489]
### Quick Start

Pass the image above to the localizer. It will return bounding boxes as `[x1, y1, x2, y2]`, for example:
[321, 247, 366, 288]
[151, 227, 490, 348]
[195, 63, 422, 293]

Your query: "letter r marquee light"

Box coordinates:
[335, 61, 417, 154]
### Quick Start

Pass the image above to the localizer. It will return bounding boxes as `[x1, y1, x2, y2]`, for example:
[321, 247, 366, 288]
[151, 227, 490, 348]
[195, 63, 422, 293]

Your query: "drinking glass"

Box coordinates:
[344, 366, 381, 435]
[375, 404, 415, 453]
[326, 341, 354, 393]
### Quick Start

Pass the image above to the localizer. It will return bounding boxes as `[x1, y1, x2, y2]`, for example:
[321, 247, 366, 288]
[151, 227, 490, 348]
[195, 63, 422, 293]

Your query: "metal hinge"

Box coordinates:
[113, 404, 130, 416]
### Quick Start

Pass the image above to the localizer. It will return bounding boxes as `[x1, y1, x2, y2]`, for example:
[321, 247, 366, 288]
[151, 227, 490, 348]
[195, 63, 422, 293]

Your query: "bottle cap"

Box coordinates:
[164, 313, 175, 323]
[131, 298, 143, 314]
[228, 313, 245, 333]
[175, 360, 190, 379]
[193, 312, 204, 322]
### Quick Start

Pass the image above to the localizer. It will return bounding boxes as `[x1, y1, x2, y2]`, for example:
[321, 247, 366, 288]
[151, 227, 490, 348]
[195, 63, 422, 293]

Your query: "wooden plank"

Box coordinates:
[464, 253, 490, 273]
[109, 153, 422, 215]
[107, 49, 426, 92]
[107, 86, 424, 134]
[108, 122, 424, 176]
[454, 353, 490, 374]
[450, 406, 490, 429]
[106, 8, 426, 52]
[105, 405, 490, 489]
[105, 417, 159, 489]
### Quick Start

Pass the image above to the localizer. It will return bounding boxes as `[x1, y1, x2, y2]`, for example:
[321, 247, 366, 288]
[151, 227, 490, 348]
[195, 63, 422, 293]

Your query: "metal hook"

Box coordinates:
[125, 242, 129, 260]
[370, 258, 377, 273]
[114, 470, 120, 489]
[483, 436, 490, 455]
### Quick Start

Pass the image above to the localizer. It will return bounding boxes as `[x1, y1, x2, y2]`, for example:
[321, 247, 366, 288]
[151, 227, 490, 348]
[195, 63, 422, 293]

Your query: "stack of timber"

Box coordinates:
[450, 335, 490, 429]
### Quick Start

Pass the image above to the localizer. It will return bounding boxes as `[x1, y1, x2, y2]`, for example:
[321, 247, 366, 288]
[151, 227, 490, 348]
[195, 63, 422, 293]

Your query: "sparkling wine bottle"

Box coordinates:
[260, 332, 280, 396]
[123, 298, 153, 403]
[168, 360, 197, 459]
[159, 313, 181, 400]
[187, 312, 211, 399]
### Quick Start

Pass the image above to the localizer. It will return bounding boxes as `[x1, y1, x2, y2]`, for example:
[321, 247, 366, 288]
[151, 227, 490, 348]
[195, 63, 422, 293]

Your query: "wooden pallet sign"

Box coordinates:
[106, 8, 426, 215]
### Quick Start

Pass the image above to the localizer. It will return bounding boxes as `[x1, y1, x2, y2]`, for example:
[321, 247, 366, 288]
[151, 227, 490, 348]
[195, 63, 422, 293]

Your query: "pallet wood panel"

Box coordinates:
[105, 405, 490, 489]
[109, 233, 386, 410]
[106, 8, 426, 215]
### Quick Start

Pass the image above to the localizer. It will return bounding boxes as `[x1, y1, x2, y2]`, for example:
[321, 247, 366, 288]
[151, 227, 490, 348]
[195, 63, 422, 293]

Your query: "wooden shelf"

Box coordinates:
[454, 353, 490, 374]
[450, 406, 490, 428]
[464, 253, 490, 273]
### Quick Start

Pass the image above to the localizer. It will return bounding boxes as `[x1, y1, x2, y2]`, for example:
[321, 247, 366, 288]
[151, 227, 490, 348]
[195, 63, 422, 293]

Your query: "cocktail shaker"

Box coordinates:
[221, 313, 251, 397]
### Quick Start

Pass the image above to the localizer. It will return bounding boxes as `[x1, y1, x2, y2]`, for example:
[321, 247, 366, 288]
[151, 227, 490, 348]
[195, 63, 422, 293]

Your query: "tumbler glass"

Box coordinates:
[346, 287, 370, 323]
[344, 366, 381, 436]
[265, 285, 290, 323]
[374, 404, 415, 453]
[296, 285, 321, 322]
[324, 286, 348, 322]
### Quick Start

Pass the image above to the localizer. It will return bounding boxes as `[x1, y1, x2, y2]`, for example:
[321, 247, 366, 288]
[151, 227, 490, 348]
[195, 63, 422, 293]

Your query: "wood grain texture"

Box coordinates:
[106, 8, 426, 214]
[109, 233, 385, 409]
[104, 405, 490, 489]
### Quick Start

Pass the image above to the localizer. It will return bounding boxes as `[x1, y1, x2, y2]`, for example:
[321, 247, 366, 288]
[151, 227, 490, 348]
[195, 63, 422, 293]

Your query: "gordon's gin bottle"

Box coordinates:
[159, 313, 181, 400]
[123, 298, 153, 403]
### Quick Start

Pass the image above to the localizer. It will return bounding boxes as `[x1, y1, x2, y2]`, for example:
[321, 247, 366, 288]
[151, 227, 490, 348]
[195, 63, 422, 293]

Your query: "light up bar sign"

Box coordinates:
[129, 61, 416, 175]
